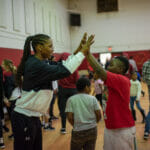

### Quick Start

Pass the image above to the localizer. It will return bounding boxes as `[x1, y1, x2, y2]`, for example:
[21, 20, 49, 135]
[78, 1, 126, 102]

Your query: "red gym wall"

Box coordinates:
[112, 50, 150, 73]
[0, 47, 62, 66]
[0, 47, 100, 70]
[0, 47, 23, 66]
[0, 47, 150, 72]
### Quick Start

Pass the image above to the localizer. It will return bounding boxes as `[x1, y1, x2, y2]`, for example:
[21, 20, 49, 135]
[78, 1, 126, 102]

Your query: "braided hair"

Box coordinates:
[16, 34, 50, 88]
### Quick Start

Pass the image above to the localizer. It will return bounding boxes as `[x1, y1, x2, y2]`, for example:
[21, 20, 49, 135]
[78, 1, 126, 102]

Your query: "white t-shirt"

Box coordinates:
[65, 93, 100, 131]
[130, 79, 141, 100]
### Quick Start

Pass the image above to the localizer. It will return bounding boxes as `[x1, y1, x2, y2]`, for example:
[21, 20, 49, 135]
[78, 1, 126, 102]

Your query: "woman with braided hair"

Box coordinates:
[11, 33, 94, 150]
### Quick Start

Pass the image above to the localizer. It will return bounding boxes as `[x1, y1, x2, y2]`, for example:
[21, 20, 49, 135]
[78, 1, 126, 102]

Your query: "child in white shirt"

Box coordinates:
[130, 72, 146, 123]
[66, 77, 101, 150]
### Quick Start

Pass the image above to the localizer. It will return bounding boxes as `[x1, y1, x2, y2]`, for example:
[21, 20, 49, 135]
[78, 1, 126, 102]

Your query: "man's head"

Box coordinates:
[76, 77, 91, 94]
[107, 56, 129, 75]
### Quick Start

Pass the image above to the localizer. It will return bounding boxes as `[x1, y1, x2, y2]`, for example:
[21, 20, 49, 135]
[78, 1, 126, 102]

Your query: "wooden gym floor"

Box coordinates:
[3, 82, 150, 150]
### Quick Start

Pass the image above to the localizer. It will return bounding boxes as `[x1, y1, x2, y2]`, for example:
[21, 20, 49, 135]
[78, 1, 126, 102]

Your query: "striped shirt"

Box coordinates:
[142, 60, 150, 85]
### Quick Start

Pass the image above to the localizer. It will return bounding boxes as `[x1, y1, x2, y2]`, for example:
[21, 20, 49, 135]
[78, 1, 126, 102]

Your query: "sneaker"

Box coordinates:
[48, 126, 55, 130]
[60, 128, 67, 134]
[44, 125, 55, 131]
[3, 125, 9, 132]
[8, 134, 14, 139]
[0, 143, 5, 149]
[41, 122, 45, 127]
[141, 91, 145, 97]
[144, 132, 149, 140]
[50, 116, 59, 120]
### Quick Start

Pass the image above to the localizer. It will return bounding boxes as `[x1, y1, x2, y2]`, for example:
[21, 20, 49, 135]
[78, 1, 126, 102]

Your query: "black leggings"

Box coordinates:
[11, 111, 42, 150]
[58, 86, 77, 129]
[0, 116, 2, 137]
[95, 94, 102, 108]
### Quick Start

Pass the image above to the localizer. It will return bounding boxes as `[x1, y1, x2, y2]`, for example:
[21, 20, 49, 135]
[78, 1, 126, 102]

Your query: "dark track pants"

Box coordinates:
[11, 111, 42, 150]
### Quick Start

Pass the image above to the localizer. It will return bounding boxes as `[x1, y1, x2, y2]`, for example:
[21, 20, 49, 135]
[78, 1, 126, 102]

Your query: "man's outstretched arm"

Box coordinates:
[86, 53, 107, 81]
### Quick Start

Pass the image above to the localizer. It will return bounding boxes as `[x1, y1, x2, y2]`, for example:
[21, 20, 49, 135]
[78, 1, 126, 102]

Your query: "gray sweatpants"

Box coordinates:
[104, 126, 136, 150]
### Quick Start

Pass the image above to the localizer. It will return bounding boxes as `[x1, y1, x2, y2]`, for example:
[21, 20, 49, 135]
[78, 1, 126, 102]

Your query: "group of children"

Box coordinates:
[66, 55, 148, 150]
[0, 32, 149, 150]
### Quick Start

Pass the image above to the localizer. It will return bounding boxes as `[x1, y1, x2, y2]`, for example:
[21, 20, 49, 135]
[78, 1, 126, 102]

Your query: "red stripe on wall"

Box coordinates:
[112, 50, 150, 74]
[1, 47, 149, 72]
[0, 47, 23, 66]
[123, 50, 150, 73]
[0, 47, 100, 70]
[0, 47, 63, 66]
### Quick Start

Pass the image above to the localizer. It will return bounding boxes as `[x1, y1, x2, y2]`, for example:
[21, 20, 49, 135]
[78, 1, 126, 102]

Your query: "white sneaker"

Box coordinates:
[144, 132, 149, 140]
[60, 128, 67, 134]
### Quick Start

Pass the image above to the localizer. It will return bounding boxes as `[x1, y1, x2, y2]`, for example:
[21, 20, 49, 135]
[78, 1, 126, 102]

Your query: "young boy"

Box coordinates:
[85, 53, 135, 150]
[130, 72, 145, 123]
[65, 77, 101, 150]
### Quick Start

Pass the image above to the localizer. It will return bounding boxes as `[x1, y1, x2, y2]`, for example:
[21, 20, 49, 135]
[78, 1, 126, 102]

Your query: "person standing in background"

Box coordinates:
[2, 59, 21, 139]
[48, 56, 59, 121]
[130, 72, 145, 123]
[0, 66, 5, 148]
[58, 52, 79, 134]
[142, 59, 150, 140]
[129, 56, 138, 72]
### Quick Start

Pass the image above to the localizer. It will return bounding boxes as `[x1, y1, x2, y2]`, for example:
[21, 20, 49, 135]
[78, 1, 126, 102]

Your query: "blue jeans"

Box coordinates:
[145, 111, 150, 133]
[148, 85, 150, 101]
[130, 96, 143, 111]
[144, 84, 150, 133]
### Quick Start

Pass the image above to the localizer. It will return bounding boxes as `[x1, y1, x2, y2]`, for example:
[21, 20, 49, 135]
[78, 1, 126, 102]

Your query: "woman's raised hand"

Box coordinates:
[80, 34, 95, 56]
[74, 32, 87, 55]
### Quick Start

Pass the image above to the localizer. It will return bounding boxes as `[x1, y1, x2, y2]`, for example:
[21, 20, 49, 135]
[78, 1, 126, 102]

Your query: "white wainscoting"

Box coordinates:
[0, 0, 71, 52]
